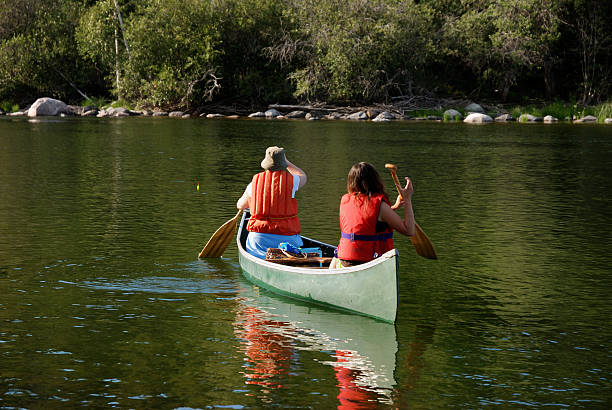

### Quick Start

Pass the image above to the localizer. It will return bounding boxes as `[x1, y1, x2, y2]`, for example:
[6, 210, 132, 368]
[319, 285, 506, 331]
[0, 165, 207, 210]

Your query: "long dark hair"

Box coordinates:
[346, 162, 389, 200]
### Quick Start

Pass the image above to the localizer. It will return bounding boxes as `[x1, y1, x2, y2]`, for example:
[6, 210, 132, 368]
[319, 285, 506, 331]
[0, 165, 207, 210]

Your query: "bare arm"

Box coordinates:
[287, 160, 307, 188]
[237, 185, 250, 210]
[380, 177, 415, 236]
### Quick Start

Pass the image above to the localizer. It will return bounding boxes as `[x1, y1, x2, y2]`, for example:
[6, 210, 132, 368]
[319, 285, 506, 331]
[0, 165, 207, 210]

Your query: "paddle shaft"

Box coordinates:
[385, 164, 437, 259]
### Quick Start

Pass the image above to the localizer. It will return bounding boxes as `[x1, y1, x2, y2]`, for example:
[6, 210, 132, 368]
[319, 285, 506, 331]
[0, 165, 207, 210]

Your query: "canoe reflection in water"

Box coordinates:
[233, 282, 398, 406]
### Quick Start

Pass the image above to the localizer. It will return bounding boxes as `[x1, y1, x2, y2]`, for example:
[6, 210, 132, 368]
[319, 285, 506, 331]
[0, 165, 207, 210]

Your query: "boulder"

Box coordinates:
[605, 118, 612, 124]
[443, 109, 463, 121]
[366, 109, 381, 119]
[543, 115, 558, 123]
[518, 113, 542, 122]
[574, 115, 597, 123]
[265, 108, 281, 118]
[286, 110, 306, 119]
[248, 111, 265, 118]
[495, 113, 514, 122]
[347, 111, 368, 120]
[169, 111, 185, 117]
[325, 112, 344, 120]
[463, 113, 493, 123]
[372, 111, 395, 122]
[206, 113, 225, 118]
[465, 103, 485, 113]
[27, 97, 74, 117]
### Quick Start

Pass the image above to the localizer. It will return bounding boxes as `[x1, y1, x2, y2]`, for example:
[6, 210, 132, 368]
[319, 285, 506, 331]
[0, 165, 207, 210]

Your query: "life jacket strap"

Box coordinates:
[340, 231, 393, 242]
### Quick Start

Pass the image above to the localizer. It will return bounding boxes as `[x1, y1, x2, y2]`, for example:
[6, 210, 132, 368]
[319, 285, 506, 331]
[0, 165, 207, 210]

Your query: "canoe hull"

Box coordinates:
[237, 212, 399, 323]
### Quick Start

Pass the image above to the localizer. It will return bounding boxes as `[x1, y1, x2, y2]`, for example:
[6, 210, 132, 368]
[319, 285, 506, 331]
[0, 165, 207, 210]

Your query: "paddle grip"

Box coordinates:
[385, 164, 403, 199]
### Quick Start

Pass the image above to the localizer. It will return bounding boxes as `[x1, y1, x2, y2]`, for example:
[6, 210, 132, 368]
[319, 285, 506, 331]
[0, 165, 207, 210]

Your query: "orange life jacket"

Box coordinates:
[337, 193, 394, 262]
[246, 170, 301, 235]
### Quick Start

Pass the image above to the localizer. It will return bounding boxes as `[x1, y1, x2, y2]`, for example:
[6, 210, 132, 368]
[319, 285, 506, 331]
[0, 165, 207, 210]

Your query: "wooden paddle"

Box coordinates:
[198, 209, 243, 258]
[385, 164, 437, 260]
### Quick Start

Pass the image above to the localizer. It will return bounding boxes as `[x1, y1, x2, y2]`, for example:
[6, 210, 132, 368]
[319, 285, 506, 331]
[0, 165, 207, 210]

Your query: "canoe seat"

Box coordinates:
[266, 248, 332, 267]
[267, 256, 333, 268]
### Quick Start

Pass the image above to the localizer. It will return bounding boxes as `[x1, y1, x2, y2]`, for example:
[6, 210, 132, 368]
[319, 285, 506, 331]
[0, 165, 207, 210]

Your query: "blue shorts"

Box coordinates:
[246, 232, 304, 259]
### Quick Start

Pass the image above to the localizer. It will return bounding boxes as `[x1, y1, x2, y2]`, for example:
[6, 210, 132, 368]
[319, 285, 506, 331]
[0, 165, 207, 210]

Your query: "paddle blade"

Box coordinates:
[410, 222, 437, 260]
[198, 210, 242, 258]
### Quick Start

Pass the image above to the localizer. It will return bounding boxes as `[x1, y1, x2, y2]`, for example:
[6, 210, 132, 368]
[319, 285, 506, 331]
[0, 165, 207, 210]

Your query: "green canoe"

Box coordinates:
[237, 211, 399, 323]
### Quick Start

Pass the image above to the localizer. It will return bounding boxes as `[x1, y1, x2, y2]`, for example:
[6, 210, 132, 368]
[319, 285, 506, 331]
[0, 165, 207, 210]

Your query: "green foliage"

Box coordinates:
[282, 0, 435, 104]
[0, 100, 19, 112]
[0, 0, 611, 109]
[117, 0, 222, 109]
[80, 96, 109, 109]
[0, 0, 96, 103]
[593, 101, 612, 122]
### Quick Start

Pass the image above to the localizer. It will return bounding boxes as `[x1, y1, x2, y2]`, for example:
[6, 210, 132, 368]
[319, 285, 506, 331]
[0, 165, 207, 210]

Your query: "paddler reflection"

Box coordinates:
[233, 283, 399, 405]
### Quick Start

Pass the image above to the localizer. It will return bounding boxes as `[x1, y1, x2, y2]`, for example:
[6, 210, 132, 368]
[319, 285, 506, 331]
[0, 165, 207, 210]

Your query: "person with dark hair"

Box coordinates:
[330, 162, 414, 268]
[237, 146, 307, 259]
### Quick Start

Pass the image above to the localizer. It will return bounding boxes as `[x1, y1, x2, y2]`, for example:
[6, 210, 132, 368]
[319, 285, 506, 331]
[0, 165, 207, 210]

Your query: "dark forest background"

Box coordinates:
[1, 0, 610, 111]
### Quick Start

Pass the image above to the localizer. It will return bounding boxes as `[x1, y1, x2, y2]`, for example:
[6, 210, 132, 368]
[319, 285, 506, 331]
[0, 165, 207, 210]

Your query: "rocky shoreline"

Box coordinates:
[2, 97, 611, 124]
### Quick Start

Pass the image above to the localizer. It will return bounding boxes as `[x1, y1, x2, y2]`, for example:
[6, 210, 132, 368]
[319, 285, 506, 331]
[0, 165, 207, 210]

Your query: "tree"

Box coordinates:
[0, 0, 95, 103]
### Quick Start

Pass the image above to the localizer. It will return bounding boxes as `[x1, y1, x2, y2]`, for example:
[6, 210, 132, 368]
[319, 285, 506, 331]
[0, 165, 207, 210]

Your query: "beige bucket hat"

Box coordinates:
[260, 146, 289, 171]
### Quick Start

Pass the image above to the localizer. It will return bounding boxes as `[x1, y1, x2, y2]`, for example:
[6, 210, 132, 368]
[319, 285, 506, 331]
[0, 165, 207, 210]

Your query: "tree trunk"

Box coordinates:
[113, 0, 130, 58]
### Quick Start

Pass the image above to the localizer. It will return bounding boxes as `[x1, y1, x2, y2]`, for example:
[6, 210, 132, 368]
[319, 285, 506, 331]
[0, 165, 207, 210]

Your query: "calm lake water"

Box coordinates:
[1, 116, 611, 408]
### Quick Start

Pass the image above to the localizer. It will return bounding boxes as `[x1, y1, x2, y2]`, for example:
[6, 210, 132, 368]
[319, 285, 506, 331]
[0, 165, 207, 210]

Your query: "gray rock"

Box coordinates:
[465, 103, 485, 113]
[152, 111, 168, 116]
[463, 113, 493, 123]
[286, 110, 306, 119]
[265, 109, 281, 118]
[543, 115, 558, 123]
[605, 118, 612, 124]
[518, 113, 542, 122]
[375, 111, 395, 121]
[427, 115, 442, 121]
[169, 111, 185, 117]
[443, 109, 463, 121]
[248, 111, 265, 118]
[182, 114, 191, 119]
[574, 115, 597, 123]
[347, 111, 368, 120]
[366, 109, 381, 119]
[206, 113, 224, 118]
[325, 112, 344, 120]
[81, 110, 98, 117]
[8, 111, 26, 116]
[305, 112, 321, 120]
[495, 113, 514, 122]
[106, 107, 137, 117]
[28, 97, 74, 117]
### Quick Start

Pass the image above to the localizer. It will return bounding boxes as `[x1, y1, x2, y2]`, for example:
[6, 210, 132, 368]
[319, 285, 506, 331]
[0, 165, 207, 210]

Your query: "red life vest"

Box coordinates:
[337, 193, 394, 262]
[246, 170, 301, 235]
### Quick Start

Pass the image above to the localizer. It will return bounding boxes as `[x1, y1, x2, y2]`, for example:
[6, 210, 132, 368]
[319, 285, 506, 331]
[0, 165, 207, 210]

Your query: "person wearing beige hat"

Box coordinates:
[237, 146, 307, 259]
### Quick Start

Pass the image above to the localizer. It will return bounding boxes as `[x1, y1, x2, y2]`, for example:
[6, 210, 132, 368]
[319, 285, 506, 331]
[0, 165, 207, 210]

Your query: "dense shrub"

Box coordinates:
[0, 0, 610, 108]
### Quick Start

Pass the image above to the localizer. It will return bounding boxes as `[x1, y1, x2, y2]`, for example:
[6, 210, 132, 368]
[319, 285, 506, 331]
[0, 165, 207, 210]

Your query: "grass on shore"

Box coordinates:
[510, 101, 612, 122]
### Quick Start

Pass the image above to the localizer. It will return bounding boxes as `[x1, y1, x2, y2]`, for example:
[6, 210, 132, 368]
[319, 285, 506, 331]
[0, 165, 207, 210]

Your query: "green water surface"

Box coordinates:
[1, 116, 611, 408]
